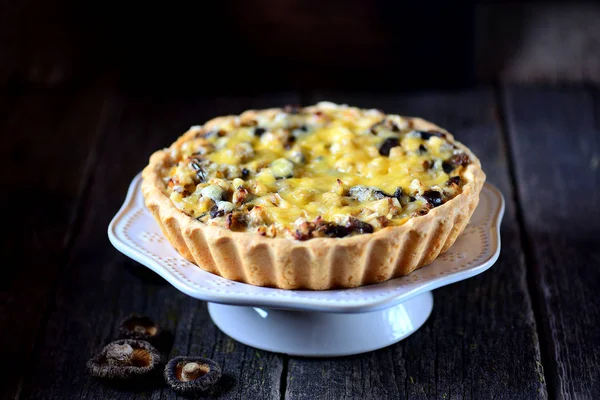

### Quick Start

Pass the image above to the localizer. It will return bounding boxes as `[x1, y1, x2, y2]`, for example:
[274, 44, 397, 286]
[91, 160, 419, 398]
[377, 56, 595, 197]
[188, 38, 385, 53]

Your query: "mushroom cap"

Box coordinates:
[118, 314, 162, 341]
[164, 356, 222, 395]
[86, 339, 161, 381]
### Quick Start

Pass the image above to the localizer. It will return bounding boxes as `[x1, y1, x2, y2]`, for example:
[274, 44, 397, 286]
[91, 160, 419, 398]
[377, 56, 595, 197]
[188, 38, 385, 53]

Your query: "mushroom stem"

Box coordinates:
[106, 343, 134, 365]
[181, 362, 205, 381]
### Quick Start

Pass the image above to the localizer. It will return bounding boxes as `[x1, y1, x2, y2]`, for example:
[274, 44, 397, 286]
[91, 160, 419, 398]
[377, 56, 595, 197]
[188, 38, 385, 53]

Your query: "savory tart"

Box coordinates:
[142, 102, 485, 289]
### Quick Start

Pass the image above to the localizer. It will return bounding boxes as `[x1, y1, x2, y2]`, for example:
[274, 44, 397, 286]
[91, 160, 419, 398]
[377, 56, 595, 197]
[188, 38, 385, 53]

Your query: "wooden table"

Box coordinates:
[2, 83, 599, 400]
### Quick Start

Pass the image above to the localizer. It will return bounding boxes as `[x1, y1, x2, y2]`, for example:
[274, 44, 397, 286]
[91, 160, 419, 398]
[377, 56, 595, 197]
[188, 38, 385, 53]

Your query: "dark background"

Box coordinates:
[2, 1, 599, 92]
[2, 2, 600, 400]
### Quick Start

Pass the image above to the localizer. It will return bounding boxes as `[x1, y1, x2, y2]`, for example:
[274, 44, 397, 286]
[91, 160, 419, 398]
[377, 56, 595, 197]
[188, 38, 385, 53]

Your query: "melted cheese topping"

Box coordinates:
[162, 102, 471, 239]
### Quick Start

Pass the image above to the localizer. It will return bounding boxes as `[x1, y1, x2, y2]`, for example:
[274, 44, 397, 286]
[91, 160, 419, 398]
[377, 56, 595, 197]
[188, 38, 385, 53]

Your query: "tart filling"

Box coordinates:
[161, 102, 472, 240]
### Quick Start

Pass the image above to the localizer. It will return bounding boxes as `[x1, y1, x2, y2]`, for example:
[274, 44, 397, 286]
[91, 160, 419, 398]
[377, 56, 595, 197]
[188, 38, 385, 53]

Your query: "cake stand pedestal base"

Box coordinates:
[208, 291, 433, 357]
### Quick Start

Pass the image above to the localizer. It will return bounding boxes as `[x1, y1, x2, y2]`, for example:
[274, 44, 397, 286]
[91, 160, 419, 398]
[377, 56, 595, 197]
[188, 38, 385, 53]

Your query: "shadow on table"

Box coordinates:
[90, 369, 235, 397]
[91, 370, 168, 393]
[122, 257, 168, 286]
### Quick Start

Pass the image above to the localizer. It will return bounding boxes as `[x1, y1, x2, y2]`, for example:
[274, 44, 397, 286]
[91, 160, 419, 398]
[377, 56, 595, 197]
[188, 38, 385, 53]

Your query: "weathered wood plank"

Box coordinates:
[504, 87, 600, 399]
[19, 92, 297, 399]
[284, 90, 547, 399]
[0, 86, 113, 400]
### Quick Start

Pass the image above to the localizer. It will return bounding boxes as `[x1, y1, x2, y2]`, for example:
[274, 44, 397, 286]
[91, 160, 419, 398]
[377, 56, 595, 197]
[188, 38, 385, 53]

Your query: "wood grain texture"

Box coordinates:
[504, 87, 600, 399]
[11, 87, 591, 399]
[477, 4, 600, 85]
[18, 92, 297, 399]
[0, 86, 112, 400]
[283, 90, 547, 400]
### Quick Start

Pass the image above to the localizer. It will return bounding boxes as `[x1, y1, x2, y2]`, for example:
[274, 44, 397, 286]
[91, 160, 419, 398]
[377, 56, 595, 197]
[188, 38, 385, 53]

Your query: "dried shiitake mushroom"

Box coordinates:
[86, 339, 161, 381]
[119, 314, 162, 342]
[164, 356, 222, 395]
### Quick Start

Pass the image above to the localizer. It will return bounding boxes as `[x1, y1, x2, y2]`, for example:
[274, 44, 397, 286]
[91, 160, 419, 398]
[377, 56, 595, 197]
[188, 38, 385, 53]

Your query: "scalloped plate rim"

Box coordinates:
[108, 173, 504, 313]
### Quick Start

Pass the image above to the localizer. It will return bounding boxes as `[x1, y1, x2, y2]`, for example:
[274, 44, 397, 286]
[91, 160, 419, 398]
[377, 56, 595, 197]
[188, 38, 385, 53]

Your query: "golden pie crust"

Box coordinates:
[142, 108, 485, 290]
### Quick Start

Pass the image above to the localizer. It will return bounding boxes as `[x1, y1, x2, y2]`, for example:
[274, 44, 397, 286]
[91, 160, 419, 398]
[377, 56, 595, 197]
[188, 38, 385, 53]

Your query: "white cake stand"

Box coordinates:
[108, 174, 504, 357]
